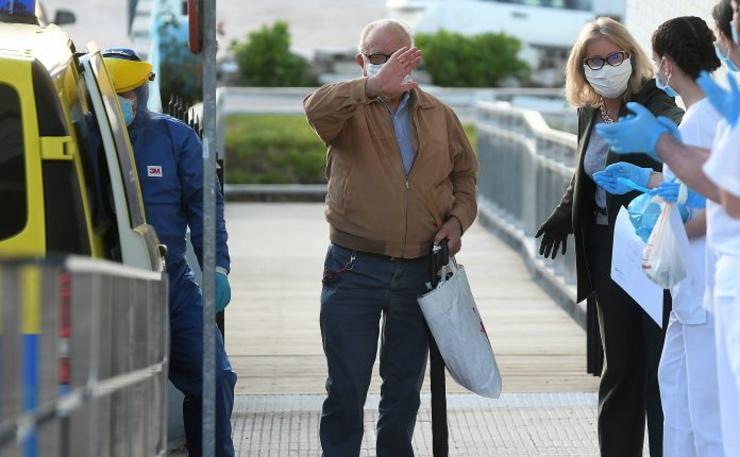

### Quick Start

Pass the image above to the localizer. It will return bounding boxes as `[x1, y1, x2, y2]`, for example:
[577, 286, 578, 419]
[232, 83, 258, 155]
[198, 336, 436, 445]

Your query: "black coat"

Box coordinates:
[544, 79, 684, 302]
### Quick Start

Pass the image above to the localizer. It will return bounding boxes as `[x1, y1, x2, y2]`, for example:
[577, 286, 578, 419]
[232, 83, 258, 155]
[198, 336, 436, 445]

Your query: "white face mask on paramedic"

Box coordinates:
[583, 57, 633, 99]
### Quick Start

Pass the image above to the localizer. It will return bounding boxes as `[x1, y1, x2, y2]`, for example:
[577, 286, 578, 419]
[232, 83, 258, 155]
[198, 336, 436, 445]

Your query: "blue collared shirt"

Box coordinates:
[385, 92, 415, 176]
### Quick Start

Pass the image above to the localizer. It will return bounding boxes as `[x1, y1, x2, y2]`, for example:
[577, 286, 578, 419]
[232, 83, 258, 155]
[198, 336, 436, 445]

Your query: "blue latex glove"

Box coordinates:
[592, 162, 653, 195]
[679, 205, 690, 222]
[651, 181, 707, 208]
[617, 177, 652, 193]
[697, 71, 740, 127]
[215, 271, 231, 313]
[627, 193, 662, 242]
[595, 102, 681, 161]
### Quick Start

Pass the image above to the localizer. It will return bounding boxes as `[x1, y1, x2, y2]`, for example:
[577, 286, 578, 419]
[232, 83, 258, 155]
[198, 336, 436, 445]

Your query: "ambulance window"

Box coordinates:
[70, 99, 115, 232]
[71, 103, 120, 260]
[87, 53, 145, 228]
[42, 161, 91, 256]
[0, 84, 27, 241]
[32, 60, 67, 136]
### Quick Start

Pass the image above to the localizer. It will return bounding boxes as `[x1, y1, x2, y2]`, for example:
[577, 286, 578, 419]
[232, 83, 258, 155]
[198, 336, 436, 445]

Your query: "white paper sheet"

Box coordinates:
[611, 207, 664, 327]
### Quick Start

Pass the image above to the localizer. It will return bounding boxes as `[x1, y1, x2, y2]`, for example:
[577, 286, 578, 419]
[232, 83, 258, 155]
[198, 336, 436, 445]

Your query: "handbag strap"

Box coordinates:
[431, 239, 450, 287]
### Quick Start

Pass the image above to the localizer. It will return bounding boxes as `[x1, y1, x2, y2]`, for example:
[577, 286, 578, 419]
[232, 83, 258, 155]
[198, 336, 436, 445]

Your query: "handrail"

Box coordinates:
[475, 100, 582, 323]
[0, 256, 169, 456]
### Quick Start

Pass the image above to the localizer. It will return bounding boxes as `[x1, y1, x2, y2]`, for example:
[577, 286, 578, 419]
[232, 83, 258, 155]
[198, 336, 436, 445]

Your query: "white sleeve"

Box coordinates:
[704, 124, 740, 198]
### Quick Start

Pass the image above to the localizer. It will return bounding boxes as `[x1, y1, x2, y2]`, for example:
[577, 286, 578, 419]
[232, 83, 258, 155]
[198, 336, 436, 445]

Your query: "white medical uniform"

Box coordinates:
[658, 98, 724, 457]
[703, 118, 740, 457]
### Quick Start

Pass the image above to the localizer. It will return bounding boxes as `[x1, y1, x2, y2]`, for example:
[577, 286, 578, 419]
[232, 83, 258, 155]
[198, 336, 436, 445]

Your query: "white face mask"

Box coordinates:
[584, 57, 633, 99]
[366, 62, 384, 77]
[364, 60, 414, 83]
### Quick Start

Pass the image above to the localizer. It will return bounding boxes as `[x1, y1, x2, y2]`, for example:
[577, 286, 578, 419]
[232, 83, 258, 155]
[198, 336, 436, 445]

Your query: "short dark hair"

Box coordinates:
[712, 0, 734, 40]
[652, 16, 721, 79]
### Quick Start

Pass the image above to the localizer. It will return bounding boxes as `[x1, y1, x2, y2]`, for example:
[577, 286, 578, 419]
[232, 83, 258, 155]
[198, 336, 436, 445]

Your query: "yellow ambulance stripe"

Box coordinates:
[21, 266, 41, 335]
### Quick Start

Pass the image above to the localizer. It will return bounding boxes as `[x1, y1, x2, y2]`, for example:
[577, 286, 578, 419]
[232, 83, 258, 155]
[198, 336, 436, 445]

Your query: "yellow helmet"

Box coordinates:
[102, 50, 154, 93]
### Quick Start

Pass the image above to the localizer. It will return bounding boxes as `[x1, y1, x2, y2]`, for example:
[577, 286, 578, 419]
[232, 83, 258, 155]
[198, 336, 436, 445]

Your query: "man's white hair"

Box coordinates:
[358, 19, 414, 52]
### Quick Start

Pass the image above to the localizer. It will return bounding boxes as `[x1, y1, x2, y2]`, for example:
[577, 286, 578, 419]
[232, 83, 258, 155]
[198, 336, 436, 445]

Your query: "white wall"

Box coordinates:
[625, 0, 718, 58]
[43, 0, 129, 50]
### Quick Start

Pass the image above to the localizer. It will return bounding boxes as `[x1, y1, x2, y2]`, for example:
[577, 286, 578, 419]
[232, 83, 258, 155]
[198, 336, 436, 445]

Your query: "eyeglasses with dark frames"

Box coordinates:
[583, 51, 629, 70]
[362, 51, 393, 65]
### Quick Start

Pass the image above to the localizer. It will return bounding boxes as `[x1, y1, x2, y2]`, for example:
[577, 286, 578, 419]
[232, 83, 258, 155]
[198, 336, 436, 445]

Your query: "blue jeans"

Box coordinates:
[319, 244, 430, 457]
[168, 262, 237, 457]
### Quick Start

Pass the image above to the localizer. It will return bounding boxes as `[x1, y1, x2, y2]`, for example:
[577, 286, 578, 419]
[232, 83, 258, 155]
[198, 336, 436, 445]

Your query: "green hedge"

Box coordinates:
[225, 115, 477, 184]
[229, 21, 317, 87]
[416, 30, 530, 87]
[225, 115, 326, 184]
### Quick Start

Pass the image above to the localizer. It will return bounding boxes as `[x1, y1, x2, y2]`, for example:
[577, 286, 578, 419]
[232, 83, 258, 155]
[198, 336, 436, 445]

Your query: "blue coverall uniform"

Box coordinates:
[128, 85, 236, 457]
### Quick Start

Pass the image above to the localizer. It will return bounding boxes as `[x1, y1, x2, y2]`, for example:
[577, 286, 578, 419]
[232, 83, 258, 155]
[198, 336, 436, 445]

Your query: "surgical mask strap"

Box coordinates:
[661, 58, 672, 86]
[716, 42, 740, 72]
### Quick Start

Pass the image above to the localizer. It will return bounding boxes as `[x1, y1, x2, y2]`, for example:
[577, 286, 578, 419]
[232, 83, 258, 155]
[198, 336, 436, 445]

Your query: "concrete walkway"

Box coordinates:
[217, 203, 605, 456]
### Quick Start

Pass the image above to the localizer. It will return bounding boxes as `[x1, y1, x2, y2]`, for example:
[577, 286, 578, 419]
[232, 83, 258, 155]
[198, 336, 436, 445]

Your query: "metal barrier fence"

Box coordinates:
[476, 100, 603, 375]
[0, 256, 168, 457]
[476, 100, 577, 282]
[214, 86, 573, 158]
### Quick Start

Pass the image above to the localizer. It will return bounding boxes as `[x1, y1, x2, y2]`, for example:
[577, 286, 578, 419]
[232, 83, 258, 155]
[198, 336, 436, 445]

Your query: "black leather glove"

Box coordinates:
[535, 217, 569, 260]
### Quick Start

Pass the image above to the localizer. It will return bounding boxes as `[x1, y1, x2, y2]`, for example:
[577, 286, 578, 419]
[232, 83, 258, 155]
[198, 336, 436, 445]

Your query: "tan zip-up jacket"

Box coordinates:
[304, 78, 479, 259]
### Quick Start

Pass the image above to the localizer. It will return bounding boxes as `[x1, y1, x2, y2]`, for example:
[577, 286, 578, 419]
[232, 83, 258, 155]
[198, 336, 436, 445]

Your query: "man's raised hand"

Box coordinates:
[366, 47, 422, 99]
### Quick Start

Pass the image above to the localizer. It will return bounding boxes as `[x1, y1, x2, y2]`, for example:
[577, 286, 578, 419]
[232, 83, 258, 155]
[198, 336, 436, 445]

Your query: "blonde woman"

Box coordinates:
[535, 17, 683, 457]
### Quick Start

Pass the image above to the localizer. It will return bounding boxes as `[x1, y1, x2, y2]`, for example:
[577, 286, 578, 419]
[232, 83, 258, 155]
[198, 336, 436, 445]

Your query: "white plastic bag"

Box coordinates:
[417, 259, 502, 398]
[642, 202, 687, 289]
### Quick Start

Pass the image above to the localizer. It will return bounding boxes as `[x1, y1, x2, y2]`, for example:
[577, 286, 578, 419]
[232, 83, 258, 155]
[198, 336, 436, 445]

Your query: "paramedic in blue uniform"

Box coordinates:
[102, 48, 236, 457]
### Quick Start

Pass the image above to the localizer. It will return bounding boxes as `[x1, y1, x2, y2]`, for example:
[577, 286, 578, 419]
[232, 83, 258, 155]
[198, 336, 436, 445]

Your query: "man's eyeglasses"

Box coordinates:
[583, 51, 629, 70]
[362, 51, 393, 65]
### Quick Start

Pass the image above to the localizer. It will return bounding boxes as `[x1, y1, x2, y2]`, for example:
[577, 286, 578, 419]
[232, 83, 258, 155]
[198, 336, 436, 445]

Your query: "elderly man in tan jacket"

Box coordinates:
[304, 19, 478, 457]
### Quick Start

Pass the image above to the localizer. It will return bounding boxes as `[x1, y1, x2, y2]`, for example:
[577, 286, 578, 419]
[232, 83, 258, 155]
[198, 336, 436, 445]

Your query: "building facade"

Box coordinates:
[625, 0, 719, 58]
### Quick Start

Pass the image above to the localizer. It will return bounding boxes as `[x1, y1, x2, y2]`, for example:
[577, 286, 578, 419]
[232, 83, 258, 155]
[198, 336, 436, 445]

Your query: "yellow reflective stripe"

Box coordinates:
[22, 266, 41, 334]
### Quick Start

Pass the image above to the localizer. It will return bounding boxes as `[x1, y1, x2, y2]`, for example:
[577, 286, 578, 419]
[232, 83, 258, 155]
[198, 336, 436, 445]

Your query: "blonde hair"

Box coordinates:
[565, 17, 653, 108]
[358, 19, 414, 52]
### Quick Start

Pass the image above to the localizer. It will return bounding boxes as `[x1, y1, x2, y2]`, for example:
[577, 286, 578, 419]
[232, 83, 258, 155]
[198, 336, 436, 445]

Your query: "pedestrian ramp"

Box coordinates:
[232, 393, 600, 456]
[187, 202, 608, 456]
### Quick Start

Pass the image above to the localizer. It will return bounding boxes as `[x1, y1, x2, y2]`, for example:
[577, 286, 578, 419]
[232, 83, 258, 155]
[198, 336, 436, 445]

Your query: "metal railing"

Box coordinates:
[476, 100, 579, 301]
[0, 256, 168, 457]
[214, 85, 572, 158]
[476, 100, 604, 375]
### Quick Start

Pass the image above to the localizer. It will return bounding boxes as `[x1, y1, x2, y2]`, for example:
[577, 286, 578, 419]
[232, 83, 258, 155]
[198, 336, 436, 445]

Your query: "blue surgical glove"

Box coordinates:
[595, 102, 681, 161]
[627, 193, 662, 242]
[651, 180, 707, 208]
[215, 271, 231, 313]
[697, 71, 740, 127]
[593, 162, 653, 195]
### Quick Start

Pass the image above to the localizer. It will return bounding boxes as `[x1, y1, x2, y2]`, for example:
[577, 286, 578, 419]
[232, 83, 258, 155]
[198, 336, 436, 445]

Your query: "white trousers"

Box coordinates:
[659, 312, 724, 457]
[707, 250, 740, 457]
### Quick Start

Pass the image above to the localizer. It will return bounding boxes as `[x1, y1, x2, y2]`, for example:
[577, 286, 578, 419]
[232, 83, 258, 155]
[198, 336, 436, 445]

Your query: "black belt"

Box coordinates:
[334, 244, 430, 263]
[358, 250, 430, 263]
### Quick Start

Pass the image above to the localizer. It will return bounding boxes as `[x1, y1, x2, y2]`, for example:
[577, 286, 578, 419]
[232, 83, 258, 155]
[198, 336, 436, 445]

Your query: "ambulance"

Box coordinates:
[0, 3, 168, 454]
[0, 0, 164, 271]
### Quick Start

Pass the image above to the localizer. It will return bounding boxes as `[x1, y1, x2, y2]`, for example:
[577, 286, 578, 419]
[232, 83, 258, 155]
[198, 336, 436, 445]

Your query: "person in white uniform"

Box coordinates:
[592, 16, 725, 456]
[594, 2, 740, 454]
[675, 3, 740, 455]
[650, 18, 725, 457]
